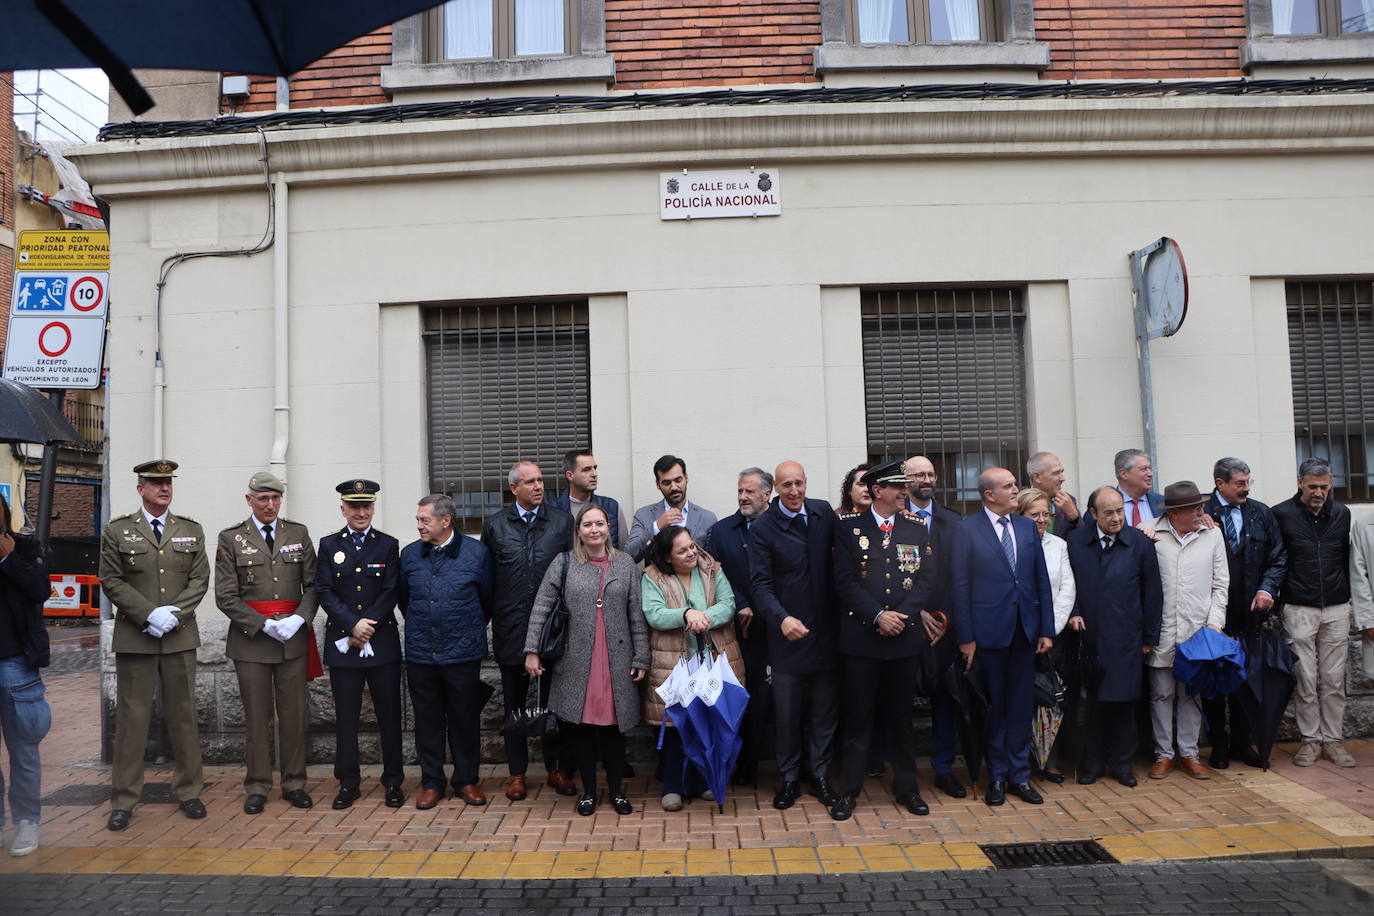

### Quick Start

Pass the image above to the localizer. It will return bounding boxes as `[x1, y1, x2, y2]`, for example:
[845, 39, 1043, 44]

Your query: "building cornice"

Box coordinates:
[69, 93, 1374, 198]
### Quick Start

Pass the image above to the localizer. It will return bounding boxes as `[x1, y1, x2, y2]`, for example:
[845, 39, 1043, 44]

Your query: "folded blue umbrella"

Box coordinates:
[1173, 626, 1247, 699]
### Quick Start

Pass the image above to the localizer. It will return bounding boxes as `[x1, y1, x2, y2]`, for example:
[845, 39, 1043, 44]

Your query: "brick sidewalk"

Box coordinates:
[5, 666, 1372, 880]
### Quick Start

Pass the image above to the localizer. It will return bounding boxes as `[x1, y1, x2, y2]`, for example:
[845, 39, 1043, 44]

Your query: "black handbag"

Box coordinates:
[501, 677, 559, 738]
[1033, 652, 1067, 709]
[537, 554, 571, 664]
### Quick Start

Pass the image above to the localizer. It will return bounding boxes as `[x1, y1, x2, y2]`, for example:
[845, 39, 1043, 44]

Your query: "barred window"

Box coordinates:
[861, 287, 1028, 516]
[1288, 280, 1374, 502]
[424, 301, 590, 534]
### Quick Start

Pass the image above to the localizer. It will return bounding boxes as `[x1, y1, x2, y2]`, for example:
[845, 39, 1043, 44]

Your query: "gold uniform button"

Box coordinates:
[159, 568, 165, 574]
[355, 568, 361, 573]
[885, 589, 891, 594]
[356, 586, 362, 592]
[160, 587, 166, 593]
[159, 549, 165, 555]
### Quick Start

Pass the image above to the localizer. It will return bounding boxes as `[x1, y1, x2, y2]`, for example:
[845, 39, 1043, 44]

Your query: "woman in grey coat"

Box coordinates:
[525, 504, 649, 815]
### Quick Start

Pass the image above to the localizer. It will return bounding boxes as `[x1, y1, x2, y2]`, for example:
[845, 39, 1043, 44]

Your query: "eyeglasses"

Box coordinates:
[250, 494, 282, 504]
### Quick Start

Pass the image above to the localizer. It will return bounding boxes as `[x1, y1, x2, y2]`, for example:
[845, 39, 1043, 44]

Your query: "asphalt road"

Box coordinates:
[5, 858, 1372, 915]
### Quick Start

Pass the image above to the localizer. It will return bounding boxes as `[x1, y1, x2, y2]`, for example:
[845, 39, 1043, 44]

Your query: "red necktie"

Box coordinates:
[1129, 499, 1141, 527]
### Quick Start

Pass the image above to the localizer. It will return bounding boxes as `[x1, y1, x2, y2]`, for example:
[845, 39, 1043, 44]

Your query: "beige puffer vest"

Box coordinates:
[642, 549, 746, 727]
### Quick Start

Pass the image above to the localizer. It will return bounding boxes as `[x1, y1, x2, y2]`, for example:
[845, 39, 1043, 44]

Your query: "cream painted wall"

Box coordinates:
[98, 146, 1371, 615]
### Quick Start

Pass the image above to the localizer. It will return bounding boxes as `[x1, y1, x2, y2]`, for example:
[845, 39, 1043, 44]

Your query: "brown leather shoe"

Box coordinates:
[505, 774, 527, 801]
[415, 787, 443, 810]
[457, 783, 487, 806]
[1179, 756, 1211, 779]
[1148, 757, 1173, 780]
[546, 770, 578, 797]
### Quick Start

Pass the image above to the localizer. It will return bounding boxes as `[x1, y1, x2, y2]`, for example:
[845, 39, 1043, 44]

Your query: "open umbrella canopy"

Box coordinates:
[3, 0, 444, 115]
[1173, 626, 1248, 700]
[0, 379, 81, 445]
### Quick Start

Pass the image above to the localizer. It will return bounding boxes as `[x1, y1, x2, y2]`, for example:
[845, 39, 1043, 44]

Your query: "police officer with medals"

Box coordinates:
[215, 471, 319, 814]
[99, 460, 209, 831]
[316, 479, 405, 810]
[829, 459, 939, 821]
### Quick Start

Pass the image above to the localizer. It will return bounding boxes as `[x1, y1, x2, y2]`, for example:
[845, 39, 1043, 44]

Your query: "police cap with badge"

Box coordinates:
[336, 479, 380, 503]
[860, 458, 907, 491]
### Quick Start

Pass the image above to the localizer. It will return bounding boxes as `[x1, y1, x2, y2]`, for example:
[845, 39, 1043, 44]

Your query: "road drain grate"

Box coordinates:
[980, 840, 1117, 868]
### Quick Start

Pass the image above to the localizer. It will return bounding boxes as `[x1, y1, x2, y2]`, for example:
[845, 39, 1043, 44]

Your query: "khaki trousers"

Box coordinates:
[112, 650, 203, 811]
[1283, 602, 1351, 742]
[233, 656, 308, 797]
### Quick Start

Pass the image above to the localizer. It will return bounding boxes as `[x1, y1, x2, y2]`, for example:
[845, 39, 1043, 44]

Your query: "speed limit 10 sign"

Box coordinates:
[11, 271, 109, 317]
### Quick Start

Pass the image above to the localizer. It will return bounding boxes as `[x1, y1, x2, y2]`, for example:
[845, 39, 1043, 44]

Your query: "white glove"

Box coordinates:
[273, 614, 305, 641]
[261, 619, 286, 643]
[334, 636, 352, 655]
[142, 621, 168, 638]
[334, 635, 376, 658]
[147, 606, 179, 633]
[359, 642, 375, 659]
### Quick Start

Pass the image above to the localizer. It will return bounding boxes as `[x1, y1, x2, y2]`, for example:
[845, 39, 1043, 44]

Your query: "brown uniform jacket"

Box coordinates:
[99, 510, 209, 654]
[215, 517, 318, 663]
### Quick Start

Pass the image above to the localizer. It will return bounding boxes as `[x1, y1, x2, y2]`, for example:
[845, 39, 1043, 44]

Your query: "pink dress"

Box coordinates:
[580, 555, 616, 726]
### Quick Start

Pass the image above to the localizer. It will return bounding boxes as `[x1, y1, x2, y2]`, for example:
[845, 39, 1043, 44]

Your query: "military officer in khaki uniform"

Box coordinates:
[215, 471, 319, 814]
[99, 459, 210, 831]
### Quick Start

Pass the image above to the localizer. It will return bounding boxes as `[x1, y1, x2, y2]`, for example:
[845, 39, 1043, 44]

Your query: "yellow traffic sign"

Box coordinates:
[16, 230, 110, 272]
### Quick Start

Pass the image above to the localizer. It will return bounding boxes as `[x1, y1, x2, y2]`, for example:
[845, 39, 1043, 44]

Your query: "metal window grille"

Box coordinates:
[424, 300, 590, 534]
[861, 287, 1028, 516]
[1288, 280, 1374, 502]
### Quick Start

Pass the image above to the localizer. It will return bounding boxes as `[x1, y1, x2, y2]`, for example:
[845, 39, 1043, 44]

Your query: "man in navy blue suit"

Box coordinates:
[705, 467, 774, 785]
[548, 449, 623, 549]
[1114, 449, 1165, 527]
[949, 467, 1055, 807]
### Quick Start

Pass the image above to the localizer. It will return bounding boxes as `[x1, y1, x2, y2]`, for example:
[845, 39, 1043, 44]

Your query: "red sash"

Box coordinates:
[248, 600, 323, 680]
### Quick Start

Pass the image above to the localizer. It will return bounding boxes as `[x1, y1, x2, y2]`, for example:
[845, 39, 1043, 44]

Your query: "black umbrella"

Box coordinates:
[940, 655, 990, 795]
[0, 379, 80, 445]
[1234, 616, 1297, 770]
[3, 0, 444, 116]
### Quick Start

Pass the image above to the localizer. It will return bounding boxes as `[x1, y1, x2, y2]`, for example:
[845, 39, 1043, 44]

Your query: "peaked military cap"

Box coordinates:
[134, 459, 178, 479]
[248, 470, 286, 493]
[336, 478, 380, 503]
[860, 458, 907, 488]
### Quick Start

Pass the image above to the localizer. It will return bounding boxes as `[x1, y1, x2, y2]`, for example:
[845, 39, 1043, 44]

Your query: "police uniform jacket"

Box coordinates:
[100, 511, 209, 654]
[833, 509, 938, 660]
[316, 527, 401, 668]
[215, 517, 318, 663]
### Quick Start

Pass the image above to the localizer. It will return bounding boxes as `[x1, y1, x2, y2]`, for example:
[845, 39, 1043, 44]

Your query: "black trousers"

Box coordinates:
[1079, 697, 1138, 777]
[330, 662, 404, 790]
[1202, 693, 1253, 755]
[499, 663, 567, 776]
[772, 668, 839, 784]
[838, 655, 920, 798]
[407, 660, 482, 791]
[733, 629, 772, 784]
[566, 722, 625, 798]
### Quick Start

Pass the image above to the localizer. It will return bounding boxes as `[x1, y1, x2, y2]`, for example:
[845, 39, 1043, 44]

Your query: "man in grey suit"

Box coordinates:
[625, 455, 718, 559]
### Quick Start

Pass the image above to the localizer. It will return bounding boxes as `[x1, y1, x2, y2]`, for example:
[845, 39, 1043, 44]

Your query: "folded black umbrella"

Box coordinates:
[940, 655, 989, 792]
[1234, 618, 1297, 770]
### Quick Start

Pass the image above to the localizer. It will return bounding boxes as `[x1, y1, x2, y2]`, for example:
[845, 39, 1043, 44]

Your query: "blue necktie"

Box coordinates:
[916, 509, 930, 528]
[150, 518, 162, 544]
[351, 530, 365, 548]
[998, 517, 1015, 570]
[1222, 508, 1240, 554]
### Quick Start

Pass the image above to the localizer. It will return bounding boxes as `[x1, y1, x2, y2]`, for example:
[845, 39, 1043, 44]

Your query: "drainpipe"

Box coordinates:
[268, 174, 289, 479]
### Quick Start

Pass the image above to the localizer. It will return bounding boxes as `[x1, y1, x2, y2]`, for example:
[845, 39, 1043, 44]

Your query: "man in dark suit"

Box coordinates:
[830, 460, 939, 820]
[903, 455, 965, 799]
[1114, 449, 1164, 526]
[949, 467, 1054, 806]
[1027, 451, 1081, 537]
[749, 460, 840, 810]
[704, 466, 774, 785]
[1064, 486, 1162, 786]
[1203, 457, 1286, 769]
[548, 448, 624, 550]
[316, 479, 404, 810]
[481, 461, 576, 801]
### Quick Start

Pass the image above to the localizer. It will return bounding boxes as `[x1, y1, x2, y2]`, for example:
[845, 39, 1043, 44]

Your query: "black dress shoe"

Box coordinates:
[283, 789, 314, 809]
[179, 798, 206, 819]
[1076, 772, 1099, 785]
[332, 788, 360, 810]
[107, 809, 131, 831]
[896, 792, 929, 816]
[576, 794, 597, 816]
[812, 777, 840, 807]
[1232, 746, 1264, 768]
[244, 794, 267, 815]
[985, 781, 1006, 806]
[610, 794, 633, 815]
[772, 781, 801, 810]
[933, 772, 967, 799]
[829, 795, 856, 821]
[384, 786, 405, 808]
[1040, 769, 1067, 785]
[1209, 750, 1230, 770]
[1116, 771, 1138, 788]
[1009, 781, 1044, 804]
